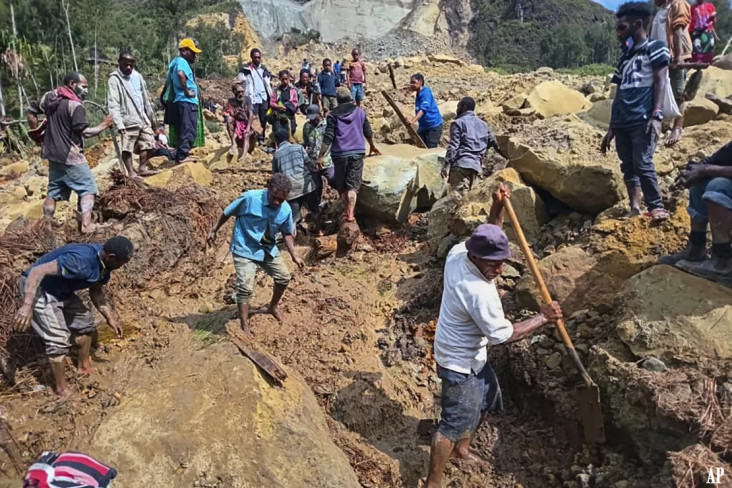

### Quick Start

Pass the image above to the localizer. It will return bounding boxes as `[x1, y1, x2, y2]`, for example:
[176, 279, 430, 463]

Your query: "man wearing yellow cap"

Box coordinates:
[163, 38, 201, 163]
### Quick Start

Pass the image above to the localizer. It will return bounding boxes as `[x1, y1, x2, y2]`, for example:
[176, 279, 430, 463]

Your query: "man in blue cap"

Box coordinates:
[425, 183, 563, 488]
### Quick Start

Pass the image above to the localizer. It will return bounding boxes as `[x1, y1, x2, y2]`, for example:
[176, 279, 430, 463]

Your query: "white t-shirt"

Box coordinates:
[157, 134, 168, 146]
[651, 6, 669, 43]
[434, 242, 514, 375]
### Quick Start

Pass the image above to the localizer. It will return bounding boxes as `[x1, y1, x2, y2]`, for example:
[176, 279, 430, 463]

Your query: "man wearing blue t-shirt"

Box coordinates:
[14, 236, 134, 400]
[602, 2, 670, 221]
[166, 38, 201, 163]
[409, 74, 443, 148]
[207, 174, 305, 339]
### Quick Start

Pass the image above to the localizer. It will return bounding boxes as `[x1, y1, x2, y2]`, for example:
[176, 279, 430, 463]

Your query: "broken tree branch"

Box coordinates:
[381, 90, 426, 148]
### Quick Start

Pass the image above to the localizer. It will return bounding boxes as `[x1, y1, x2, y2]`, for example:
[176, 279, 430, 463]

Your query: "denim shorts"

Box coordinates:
[47, 162, 98, 201]
[688, 177, 732, 223]
[350, 83, 365, 102]
[436, 363, 503, 442]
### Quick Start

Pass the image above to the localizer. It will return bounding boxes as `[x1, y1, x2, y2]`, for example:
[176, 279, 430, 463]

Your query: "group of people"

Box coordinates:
[11, 3, 731, 486]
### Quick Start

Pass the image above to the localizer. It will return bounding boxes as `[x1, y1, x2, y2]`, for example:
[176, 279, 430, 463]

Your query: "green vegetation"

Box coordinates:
[558, 63, 615, 76]
[0, 0, 249, 118]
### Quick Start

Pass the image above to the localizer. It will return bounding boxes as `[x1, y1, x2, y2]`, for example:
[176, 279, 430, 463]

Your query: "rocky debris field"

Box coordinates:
[0, 51, 731, 488]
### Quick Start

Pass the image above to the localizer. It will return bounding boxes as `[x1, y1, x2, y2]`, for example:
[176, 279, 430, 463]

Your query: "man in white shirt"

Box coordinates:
[238, 48, 272, 144]
[425, 183, 563, 488]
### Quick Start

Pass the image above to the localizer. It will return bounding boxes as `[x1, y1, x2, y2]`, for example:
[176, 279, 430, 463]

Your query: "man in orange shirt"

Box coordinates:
[664, 0, 693, 147]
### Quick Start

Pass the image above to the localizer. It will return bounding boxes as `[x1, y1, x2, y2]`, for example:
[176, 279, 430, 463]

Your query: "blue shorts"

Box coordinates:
[436, 363, 503, 442]
[688, 177, 732, 223]
[47, 162, 98, 201]
[350, 83, 364, 102]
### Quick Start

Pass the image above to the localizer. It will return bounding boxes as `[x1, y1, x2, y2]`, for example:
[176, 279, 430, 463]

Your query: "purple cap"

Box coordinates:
[465, 224, 511, 261]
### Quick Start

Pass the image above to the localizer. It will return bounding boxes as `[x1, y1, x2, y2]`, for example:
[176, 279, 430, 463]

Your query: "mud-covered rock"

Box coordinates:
[524, 81, 591, 119]
[496, 120, 624, 214]
[358, 144, 446, 223]
[684, 97, 719, 126]
[91, 341, 360, 487]
[615, 265, 732, 362]
[146, 162, 213, 189]
[514, 246, 629, 314]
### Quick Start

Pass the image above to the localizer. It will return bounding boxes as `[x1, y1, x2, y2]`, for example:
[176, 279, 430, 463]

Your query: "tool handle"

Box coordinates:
[503, 197, 595, 387]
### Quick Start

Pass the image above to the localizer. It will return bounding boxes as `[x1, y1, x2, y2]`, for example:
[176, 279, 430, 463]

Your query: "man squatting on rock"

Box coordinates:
[14, 237, 134, 401]
[425, 183, 563, 488]
[207, 174, 305, 339]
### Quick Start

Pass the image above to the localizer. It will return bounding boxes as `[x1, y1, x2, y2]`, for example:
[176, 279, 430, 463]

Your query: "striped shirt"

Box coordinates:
[272, 141, 316, 200]
[610, 39, 670, 129]
[24, 451, 117, 487]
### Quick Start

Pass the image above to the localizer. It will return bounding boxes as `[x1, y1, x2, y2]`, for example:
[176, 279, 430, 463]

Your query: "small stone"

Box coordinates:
[641, 357, 667, 372]
[575, 344, 589, 355]
[536, 347, 550, 356]
[539, 336, 554, 349]
[614, 481, 629, 488]
[545, 352, 562, 369]
[198, 302, 214, 314]
[502, 264, 521, 279]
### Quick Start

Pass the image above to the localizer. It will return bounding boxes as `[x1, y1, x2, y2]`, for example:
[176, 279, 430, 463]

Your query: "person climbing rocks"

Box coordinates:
[108, 51, 159, 179]
[409, 73, 443, 149]
[271, 129, 320, 232]
[690, 0, 717, 64]
[206, 174, 305, 339]
[424, 183, 563, 488]
[14, 236, 134, 401]
[318, 59, 338, 112]
[224, 82, 254, 162]
[238, 48, 273, 145]
[162, 38, 201, 164]
[269, 70, 300, 137]
[660, 141, 732, 280]
[601, 1, 671, 221]
[346, 48, 367, 107]
[441, 97, 508, 193]
[303, 104, 336, 235]
[36, 71, 114, 234]
[662, 0, 693, 147]
[318, 87, 380, 223]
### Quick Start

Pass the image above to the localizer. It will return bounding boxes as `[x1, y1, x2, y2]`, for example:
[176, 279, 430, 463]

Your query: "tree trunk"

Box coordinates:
[93, 29, 99, 98]
[0, 78, 6, 118]
[62, 0, 78, 72]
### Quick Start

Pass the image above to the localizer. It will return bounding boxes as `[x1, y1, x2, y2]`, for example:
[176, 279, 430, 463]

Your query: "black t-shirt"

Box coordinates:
[40, 91, 89, 166]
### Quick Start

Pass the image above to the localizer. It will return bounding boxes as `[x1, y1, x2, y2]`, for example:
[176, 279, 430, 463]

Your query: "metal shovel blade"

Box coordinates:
[579, 383, 605, 444]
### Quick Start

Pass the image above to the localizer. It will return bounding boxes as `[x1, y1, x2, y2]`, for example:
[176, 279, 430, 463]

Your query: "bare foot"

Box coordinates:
[77, 358, 96, 375]
[453, 449, 485, 464]
[665, 127, 683, 147]
[268, 305, 284, 323]
[54, 387, 74, 402]
[241, 325, 255, 339]
[80, 223, 98, 234]
[620, 207, 642, 220]
[138, 167, 159, 177]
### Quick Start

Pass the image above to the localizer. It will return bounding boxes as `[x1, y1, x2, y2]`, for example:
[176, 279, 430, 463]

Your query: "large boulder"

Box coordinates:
[683, 97, 719, 126]
[615, 265, 732, 362]
[524, 81, 591, 118]
[438, 100, 459, 124]
[358, 144, 446, 223]
[90, 341, 360, 487]
[0, 161, 29, 178]
[713, 54, 732, 70]
[496, 120, 625, 215]
[514, 246, 631, 314]
[427, 168, 547, 253]
[146, 162, 213, 189]
[580, 99, 613, 129]
[696, 66, 732, 99]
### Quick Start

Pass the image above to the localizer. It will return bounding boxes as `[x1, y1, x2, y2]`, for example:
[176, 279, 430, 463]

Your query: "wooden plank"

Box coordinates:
[226, 322, 288, 386]
[387, 63, 397, 90]
[381, 90, 426, 148]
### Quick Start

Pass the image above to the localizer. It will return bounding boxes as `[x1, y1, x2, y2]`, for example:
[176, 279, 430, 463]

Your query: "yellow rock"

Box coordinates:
[525, 81, 590, 118]
[12, 186, 27, 199]
[696, 66, 732, 99]
[145, 162, 213, 189]
[25, 175, 47, 196]
[3, 199, 44, 221]
[0, 161, 29, 177]
[683, 97, 719, 126]
[438, 100, 459, 123]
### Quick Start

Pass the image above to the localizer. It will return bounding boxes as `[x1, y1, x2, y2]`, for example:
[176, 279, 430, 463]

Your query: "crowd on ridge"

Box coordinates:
[12, 0, 731, 485]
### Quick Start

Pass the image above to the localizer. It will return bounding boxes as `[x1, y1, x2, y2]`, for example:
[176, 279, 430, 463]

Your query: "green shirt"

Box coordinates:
[302, 119, 332, 169]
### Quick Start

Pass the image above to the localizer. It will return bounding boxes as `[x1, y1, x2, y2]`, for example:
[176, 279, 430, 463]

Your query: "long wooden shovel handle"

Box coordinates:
[503, 197, 596, 388]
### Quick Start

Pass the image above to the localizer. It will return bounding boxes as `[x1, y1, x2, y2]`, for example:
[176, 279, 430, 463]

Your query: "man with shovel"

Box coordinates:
[425, 183, 563, 488]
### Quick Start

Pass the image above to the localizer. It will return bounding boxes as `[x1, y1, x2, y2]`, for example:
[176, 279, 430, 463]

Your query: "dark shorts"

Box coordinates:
[288, 190, 321, 222]
[332, 154, 364, 192]
[47, 162, 98, 201]
[419, 124, 443, 149]
[436, 363, 503, 442]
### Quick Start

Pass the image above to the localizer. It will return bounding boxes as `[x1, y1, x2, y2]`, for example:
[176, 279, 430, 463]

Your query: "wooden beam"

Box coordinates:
[226, 322, 288, 386]
[381, 90, 426, 148]
[387, 63, 397, 90]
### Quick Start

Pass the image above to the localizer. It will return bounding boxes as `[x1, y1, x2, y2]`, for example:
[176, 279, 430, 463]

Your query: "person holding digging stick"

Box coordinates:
[423, 183, 563, 488]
